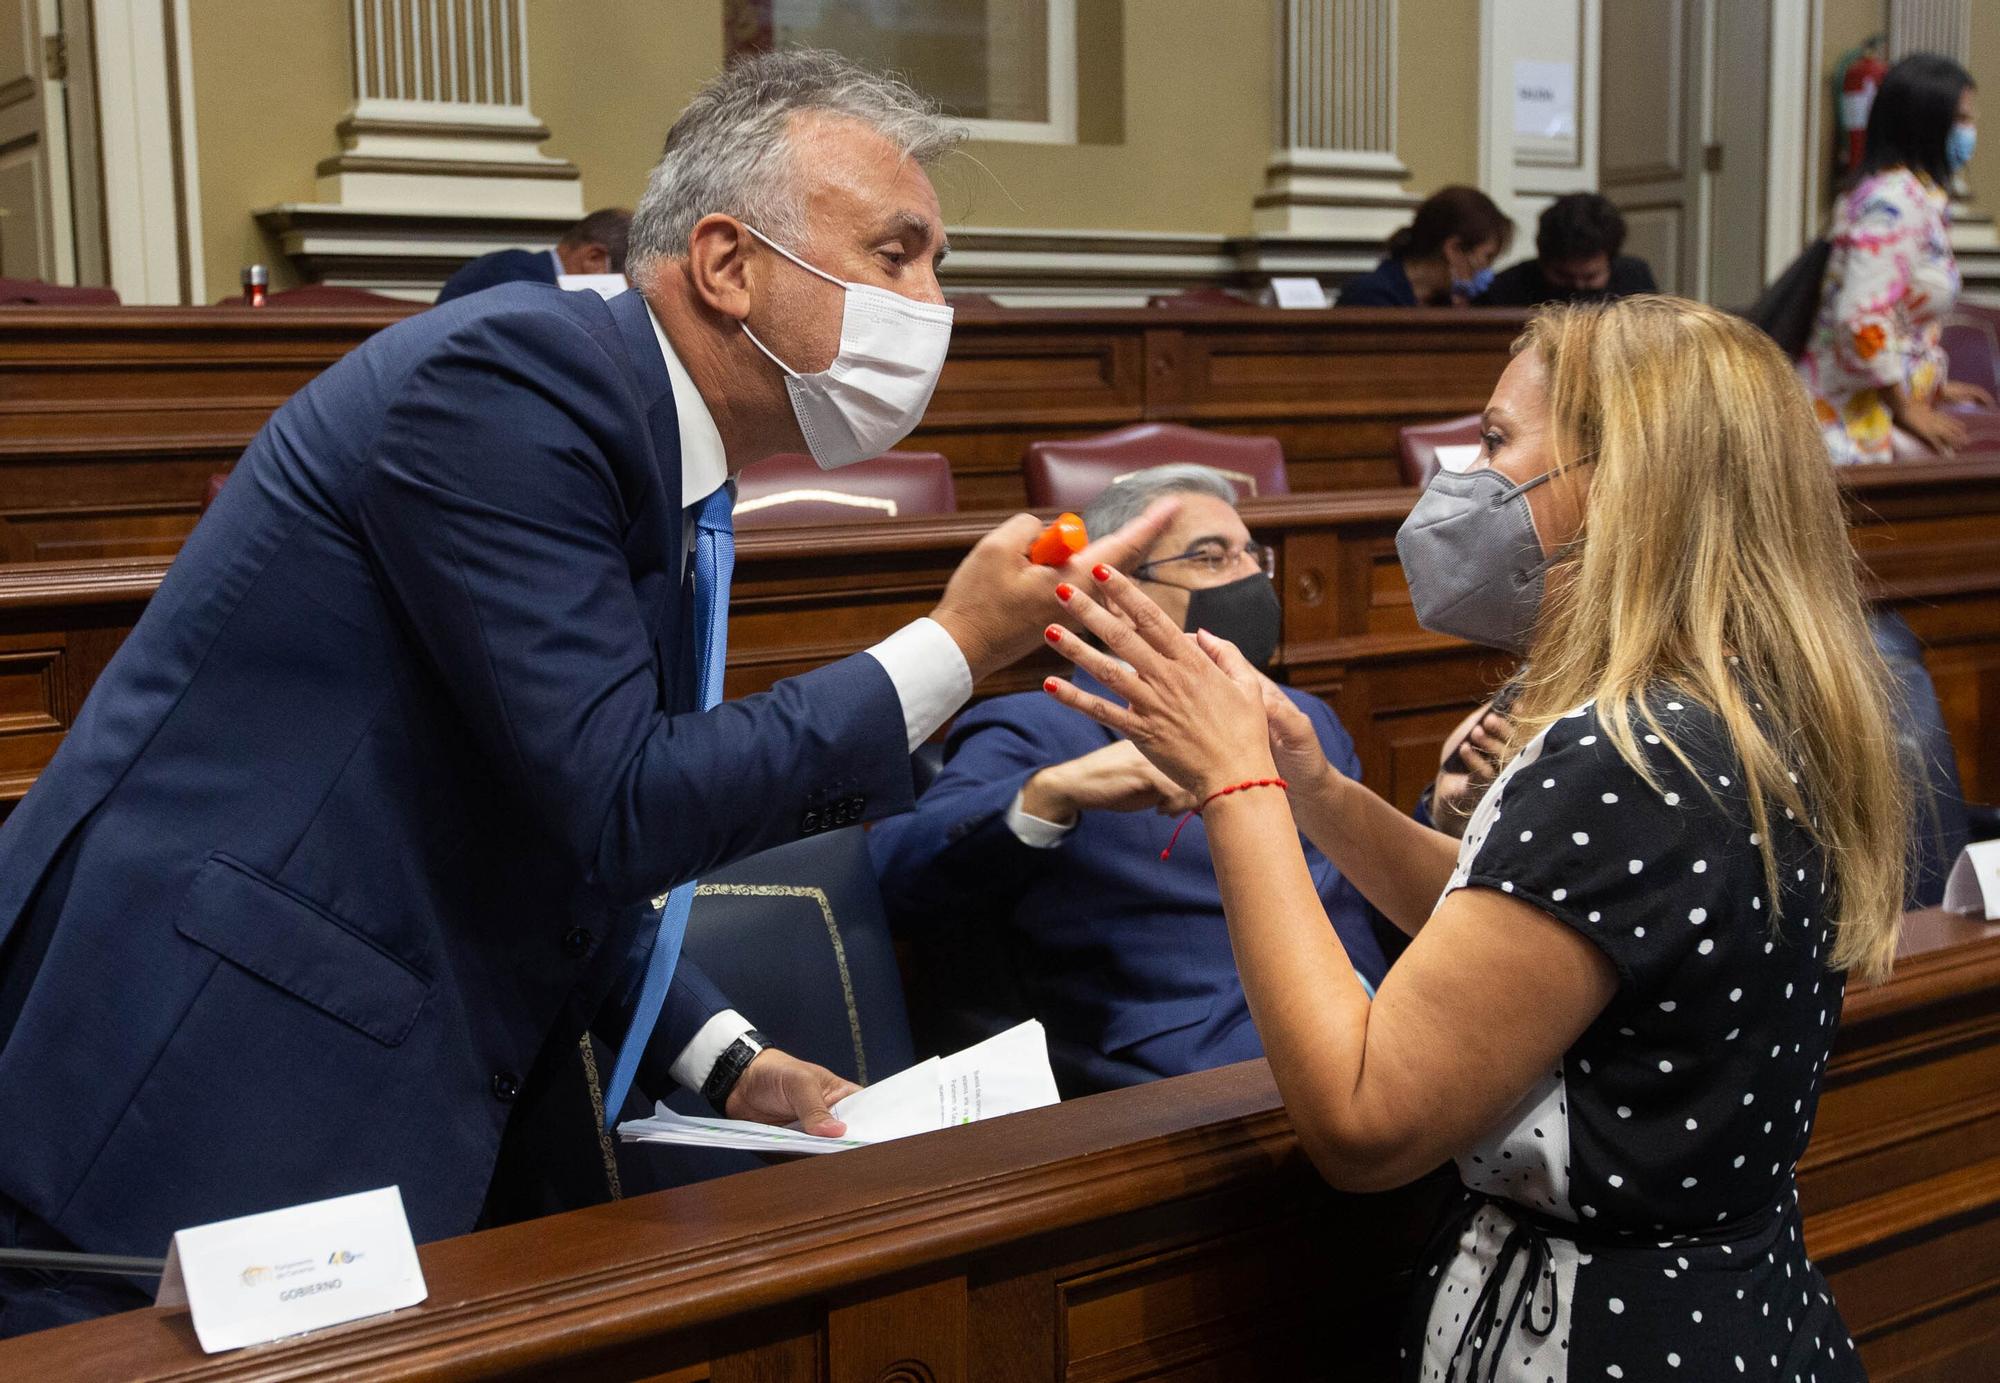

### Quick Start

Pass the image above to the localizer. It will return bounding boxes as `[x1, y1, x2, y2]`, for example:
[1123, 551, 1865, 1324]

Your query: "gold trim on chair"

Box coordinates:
[1111, 466, 1259, 496]
[693, 883, 870, 1082]
[576, 1034, 626, 1201]
[734, 490, 900, 519]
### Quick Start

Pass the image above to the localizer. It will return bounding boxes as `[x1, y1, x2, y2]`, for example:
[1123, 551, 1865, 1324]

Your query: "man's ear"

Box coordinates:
[580, 243, 611, 275]
[684, 214, 754, 321]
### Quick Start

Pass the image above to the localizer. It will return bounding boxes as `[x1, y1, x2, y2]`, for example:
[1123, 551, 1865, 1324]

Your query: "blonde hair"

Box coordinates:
[1508, 296, 1910, 981]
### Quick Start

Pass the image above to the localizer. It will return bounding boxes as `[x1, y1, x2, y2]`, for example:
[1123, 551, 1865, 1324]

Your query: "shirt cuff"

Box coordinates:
[866, 616, 975, 753]
[1006, 788, 1077, 848]
[668, 1007, 755, 1094]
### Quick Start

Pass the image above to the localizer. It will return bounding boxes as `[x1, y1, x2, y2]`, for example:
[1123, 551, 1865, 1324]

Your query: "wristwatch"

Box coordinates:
[701, 1029, 772, 1111]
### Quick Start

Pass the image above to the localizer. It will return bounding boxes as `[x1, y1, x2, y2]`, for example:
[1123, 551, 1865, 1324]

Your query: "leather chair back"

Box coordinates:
[734, 451, 957, 529]
[1146, 287, 1252, 309]
[1943, 316, 2000, 400]
[1021, 423, 1288, 510]
[0, 277, 119, 306]
[483, 827, 917, 1220]
[1396, 414, 1485, 488]
[215, 283, 414, 309]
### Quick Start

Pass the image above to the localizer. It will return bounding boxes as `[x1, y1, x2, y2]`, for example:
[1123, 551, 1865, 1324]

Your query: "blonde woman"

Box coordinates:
[1039, 297, 1907, 1383]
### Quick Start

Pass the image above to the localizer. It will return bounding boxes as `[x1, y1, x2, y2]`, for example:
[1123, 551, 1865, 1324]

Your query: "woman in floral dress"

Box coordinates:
[1800, 54, 1988, 462]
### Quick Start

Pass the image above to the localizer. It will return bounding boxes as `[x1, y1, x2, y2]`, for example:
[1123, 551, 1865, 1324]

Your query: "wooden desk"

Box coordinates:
[5, 457, 2000, 822]
[0, 1060, 1449, 1381]
[1804, 909, 2000, 1379]
[2, 914, 1993, 1380]
[0, 304, 1522, 564]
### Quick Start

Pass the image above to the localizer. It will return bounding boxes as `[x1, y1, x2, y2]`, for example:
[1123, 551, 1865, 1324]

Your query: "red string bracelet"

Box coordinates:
[1161, 777, 1288, 860]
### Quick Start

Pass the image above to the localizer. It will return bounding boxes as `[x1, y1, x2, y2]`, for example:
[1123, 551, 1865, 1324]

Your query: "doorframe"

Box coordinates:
[1765, 0, 1823, 278]
[88, 0, 201, 303]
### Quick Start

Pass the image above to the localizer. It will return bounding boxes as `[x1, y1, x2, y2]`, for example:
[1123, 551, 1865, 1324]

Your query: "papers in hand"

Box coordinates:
[617, 1019, 1061, 1156]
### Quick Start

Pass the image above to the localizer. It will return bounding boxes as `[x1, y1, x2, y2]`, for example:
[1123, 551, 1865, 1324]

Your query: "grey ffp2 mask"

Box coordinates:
[1395, 466, 1559, 656]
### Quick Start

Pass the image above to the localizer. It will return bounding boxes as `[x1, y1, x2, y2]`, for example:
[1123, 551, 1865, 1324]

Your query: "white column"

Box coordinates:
[1252, 0, 1415, 241]
[1889, 0, 1971, 62]
[314, 0, 580, 218]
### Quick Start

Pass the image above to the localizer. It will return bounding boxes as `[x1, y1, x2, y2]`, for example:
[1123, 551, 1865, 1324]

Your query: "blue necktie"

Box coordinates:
[601, 484, 735, 1127]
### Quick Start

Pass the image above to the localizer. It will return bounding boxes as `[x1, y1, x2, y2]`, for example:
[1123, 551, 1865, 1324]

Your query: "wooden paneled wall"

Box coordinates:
[0, 304, 1520, 567]
[1, 916, 1993, 1380]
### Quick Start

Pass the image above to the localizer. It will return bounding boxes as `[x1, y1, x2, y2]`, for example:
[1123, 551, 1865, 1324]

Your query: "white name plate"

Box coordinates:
[155, 1185, 427, 1353]
[558, 272, 630, 299]
[1268, 276, 1330, 309]
[1944, 838, 2000, 919]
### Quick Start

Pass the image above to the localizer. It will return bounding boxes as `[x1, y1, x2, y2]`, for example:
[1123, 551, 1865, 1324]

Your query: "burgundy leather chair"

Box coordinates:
[1146, 287, 1252, 309]
[0, 277, 119, 306]
[216, 283, 414, 309]
[1021, 423, 1288, 510]
[1396, 414, 1486, 488]
[203, 473, 229, 513]
[1943, 312, 2000, 400]
[733, 451, 957, 529]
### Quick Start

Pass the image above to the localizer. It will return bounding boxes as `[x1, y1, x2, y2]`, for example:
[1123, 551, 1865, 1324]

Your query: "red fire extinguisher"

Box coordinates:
[1837, 40, 1889, 176]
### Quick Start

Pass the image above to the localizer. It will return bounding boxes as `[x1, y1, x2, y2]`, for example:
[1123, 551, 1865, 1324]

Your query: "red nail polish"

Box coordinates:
[1044, 625, 1063, 643]
[1055, 583, 1074, 602]
[1092, 564, 1112, 582]
[1043, 677, 1061, 694]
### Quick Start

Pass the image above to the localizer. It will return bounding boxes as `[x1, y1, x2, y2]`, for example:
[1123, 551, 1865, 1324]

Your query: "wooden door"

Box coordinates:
[1600, 0, 1707, 296]
[0, 0, 53, 279]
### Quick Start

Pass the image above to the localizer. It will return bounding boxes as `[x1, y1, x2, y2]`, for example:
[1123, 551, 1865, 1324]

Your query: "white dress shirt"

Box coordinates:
[645, 302, 974, 1093]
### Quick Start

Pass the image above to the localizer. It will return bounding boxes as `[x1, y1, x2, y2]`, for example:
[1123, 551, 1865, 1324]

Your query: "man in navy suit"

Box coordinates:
[0, 52, 1172, 1335]
[871, 467, 1389, 1086]
[433, 207, 633, 304]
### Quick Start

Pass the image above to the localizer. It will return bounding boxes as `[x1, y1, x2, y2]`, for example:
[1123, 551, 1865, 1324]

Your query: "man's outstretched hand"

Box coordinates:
[931, 498, 1180, 683]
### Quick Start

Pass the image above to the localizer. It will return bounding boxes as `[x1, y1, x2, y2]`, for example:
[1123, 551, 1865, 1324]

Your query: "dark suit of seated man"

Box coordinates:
[1474, 192, 1658, 308]
[0, 52, 1178, 1338]
[433, 207, 633, 304]
[871, 466, 1389, 1083]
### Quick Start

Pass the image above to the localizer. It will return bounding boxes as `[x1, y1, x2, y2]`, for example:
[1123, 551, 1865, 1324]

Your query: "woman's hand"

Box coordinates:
[1039, 566, 1275, 799]
[1939, 378, 1997, 409]
[1255, 674, 1339, 795]
[1894, 393, 1969, 455]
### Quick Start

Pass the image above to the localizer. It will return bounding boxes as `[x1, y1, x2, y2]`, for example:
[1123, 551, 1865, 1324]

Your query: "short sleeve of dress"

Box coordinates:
[1453, 699, 1750, 994]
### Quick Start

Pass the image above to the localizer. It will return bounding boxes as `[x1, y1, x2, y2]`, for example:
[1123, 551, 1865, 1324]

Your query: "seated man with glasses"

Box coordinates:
[871, 465, 1389, 1086]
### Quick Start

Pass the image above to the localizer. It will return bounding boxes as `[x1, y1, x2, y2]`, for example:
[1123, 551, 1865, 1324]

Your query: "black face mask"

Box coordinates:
[1178, 573, 1282, 671]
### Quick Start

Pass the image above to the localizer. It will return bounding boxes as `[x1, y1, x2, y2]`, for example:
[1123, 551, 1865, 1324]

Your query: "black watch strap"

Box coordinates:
[701, 1029, 771, 1110]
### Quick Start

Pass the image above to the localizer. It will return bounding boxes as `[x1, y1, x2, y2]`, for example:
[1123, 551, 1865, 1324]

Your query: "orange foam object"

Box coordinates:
[1030, 512, 1088, 566]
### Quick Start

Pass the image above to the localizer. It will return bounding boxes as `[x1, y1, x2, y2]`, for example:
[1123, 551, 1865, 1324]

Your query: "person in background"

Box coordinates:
[1800, 53, 1991, 462]
[1335, 186, 1514, 307]
[1040, 297, 1907, 1381]
[871, 465, 1388, 1086]
[1476, 192, 1658, 307]
[434, 207, 634, 304]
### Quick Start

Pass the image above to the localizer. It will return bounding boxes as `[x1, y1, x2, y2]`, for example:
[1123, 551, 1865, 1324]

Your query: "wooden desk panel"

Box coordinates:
[0, 305, 1518, 553]
[5, 461, 2000, 827]
[2, 920, 1992, 1380]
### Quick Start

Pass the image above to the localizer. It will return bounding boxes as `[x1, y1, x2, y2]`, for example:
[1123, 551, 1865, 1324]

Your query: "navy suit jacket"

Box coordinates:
[869, 672, 1385, 1078]
[435, 247, 559, 304]
[0, 285, 914, 1257]
[1335, 257, 1420, 307]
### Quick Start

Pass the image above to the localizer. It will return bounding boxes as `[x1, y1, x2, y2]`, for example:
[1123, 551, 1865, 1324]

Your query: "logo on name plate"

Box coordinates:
[327, 1249, 364, 1266]
[239, 1265, 273, 1287]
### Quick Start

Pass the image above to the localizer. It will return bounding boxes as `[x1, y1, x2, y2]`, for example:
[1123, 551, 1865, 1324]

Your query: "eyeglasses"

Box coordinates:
[1132, 539, 1276, 584]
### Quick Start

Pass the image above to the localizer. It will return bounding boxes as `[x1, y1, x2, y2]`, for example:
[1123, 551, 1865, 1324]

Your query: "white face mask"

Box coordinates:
[738, 224, 954, 470]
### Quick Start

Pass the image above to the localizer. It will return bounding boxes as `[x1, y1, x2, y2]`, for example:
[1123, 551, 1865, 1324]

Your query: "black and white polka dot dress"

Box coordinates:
[1408, 693, 1865, 1383]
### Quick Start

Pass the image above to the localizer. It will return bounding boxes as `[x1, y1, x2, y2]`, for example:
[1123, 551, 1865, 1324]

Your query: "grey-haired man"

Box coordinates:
[0, 50, 1172, 1334]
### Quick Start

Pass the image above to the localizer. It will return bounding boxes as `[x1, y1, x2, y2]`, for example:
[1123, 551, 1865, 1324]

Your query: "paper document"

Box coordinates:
[618, 1020, 1061, 1156]
[1944, 838, 2000, 918]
